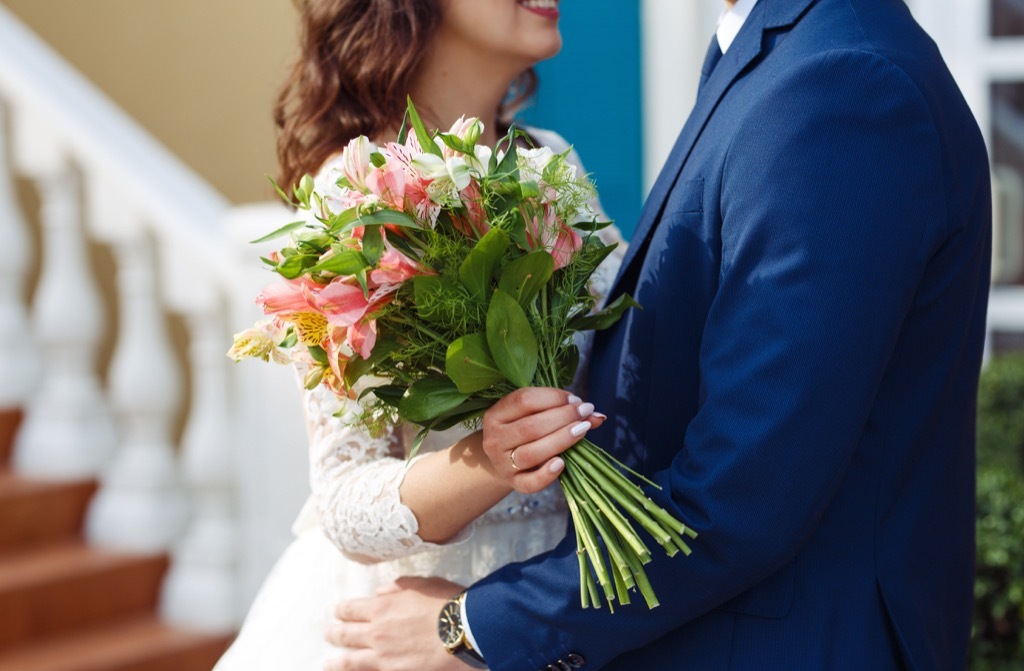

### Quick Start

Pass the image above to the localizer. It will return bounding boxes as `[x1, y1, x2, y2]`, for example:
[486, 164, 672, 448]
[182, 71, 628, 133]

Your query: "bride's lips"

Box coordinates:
[517, 0, 560, 20]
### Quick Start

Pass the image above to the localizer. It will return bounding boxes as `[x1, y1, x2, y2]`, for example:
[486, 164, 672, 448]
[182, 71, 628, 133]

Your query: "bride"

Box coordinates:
[214, 0, 623, 668]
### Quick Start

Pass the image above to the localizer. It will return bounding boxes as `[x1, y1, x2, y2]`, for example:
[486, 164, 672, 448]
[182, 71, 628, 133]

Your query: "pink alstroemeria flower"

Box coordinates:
[452, 182, 490, 239]
[365, 161, 407, 211]
[346, 318, 378, 361]
[370, 241, 434, 286]
[342, 136, 372, 192]
[524, 204, 582, 270]
[381, 141, 440, 227]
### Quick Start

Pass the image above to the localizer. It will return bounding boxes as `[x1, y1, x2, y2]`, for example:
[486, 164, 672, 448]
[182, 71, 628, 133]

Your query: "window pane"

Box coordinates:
[992, 82, 1024, 285]
[992, 0, 1024, 37]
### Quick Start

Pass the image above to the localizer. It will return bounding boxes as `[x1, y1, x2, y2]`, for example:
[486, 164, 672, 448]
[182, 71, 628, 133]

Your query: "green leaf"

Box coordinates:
[459, 228, 509, 302]
[406, 96, 443, 158]
[439, 133, 468, 155]
[556, 343, 580, 388]
[398, 376, 470, 424]
[446, 333, 507, 394]
[295, 231, 333, 253]
[496, 140, 520, 178]
[397, 108, 410, 145]
[327, 208, 361, 235]
[362, 225, 384, 266]
[308, 249, 369, 276]
[354, 267, 369, 297]
[276, 254, 313, 279]
[413, 275, 463, 324]
[250, 219, 308, 244]
[370, 152, 387, 168]
[486, 289, 538, 388]
[408, 426, 430, 460]
[519, 180, 541, 199]
[429, 398, 495, 431]
[569, 293, 642, 332]
[361, 384, 406, 408]
[498, 251, 554, 308]
[573, 219, 615, 232]
[387, 232, 421, 260]
[307, 345, 328, 365]
[266, 174, 299, 207]
[338, 209, 423, 234]
[344, 338, 402, 389]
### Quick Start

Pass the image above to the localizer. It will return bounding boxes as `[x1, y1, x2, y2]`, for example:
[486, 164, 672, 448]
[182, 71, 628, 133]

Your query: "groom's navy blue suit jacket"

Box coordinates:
[467, 0, 991, 668]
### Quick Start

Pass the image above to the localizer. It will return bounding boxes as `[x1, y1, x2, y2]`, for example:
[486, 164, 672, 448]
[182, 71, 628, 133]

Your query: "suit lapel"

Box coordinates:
[609, 0, 817, 299]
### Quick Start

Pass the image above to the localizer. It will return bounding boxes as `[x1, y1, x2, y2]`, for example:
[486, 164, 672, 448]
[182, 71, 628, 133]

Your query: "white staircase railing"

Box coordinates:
[0, 5, 309, 633]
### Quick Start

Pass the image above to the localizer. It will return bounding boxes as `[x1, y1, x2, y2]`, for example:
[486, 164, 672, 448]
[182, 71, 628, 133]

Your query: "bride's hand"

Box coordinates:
[481, 388, 606, 495]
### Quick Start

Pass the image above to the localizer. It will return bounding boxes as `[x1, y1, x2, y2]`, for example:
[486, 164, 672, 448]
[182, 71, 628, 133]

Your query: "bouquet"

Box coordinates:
[230, 99, 696, 610]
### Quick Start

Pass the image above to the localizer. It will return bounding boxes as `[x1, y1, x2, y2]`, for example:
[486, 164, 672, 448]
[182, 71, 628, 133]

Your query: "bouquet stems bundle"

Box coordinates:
[230, 99, 696, 610]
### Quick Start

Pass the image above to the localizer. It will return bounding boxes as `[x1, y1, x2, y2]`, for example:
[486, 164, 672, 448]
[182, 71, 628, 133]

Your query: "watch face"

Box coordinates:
[438, 601, 462, 648]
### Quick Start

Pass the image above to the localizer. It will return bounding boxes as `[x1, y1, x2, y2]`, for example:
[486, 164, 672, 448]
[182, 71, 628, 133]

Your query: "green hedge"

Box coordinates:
[972, 353, 1024, 669]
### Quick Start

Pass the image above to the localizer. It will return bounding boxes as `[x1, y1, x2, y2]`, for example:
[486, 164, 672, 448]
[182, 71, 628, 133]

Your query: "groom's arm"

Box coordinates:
[464, 49, 965, 671]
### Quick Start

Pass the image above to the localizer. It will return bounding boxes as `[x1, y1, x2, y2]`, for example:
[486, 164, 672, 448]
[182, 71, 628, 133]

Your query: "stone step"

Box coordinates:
[0, 617, 232, 671]
[0, 542, 168, 652]
[0, 472, 96, 552]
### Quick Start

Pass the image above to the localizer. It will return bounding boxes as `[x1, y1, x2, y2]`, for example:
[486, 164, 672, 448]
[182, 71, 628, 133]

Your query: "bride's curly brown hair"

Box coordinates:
[275, 0, 538, 191]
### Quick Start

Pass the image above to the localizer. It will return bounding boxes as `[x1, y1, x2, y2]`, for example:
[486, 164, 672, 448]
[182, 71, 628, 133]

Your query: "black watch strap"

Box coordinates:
[452, 645, 487, 669]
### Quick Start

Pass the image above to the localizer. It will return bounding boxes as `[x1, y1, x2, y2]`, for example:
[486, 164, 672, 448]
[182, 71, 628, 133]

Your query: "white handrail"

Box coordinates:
[0, 5, 232, 277]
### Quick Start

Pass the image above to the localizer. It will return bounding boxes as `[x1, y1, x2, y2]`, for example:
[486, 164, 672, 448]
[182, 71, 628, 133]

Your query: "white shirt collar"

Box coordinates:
[717, 0, 759, 53]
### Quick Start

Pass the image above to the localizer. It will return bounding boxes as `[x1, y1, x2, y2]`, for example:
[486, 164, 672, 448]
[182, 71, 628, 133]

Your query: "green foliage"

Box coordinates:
[973, 354, 1024, 669]
[977, 354, 1024, 472]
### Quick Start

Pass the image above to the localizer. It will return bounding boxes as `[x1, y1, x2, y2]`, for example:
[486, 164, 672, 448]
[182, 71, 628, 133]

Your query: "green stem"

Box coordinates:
[560, 473, 615, 607]
[564, 456, 651, 562]
[567, 447, 675, 550]
[572, 441, 691, 544]
[623, 539, 660, 609]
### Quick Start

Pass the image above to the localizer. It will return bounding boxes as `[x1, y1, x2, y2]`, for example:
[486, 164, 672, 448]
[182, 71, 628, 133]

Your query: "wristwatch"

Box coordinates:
[438, 592, 487, 669]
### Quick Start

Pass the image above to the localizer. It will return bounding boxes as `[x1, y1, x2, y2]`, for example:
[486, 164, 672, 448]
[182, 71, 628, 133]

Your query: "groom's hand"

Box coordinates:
[324, 576, 466, 671]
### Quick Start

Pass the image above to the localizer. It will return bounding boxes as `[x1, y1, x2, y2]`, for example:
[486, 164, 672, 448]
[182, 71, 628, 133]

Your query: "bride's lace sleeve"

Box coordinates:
[302, 380, 470, 563]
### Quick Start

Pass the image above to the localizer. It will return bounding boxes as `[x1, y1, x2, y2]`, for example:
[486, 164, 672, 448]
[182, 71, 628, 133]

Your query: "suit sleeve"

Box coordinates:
[464, 49, 952, 671]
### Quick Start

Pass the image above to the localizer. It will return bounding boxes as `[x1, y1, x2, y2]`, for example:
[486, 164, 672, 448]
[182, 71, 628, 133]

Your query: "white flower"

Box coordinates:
[519, 147, 578, 204]
[227, 320, 291, 364]
[412, 153, 473, 206]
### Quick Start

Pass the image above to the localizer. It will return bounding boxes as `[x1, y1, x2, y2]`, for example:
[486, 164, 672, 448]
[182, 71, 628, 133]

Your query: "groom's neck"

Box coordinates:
[725, 0, 736, 7]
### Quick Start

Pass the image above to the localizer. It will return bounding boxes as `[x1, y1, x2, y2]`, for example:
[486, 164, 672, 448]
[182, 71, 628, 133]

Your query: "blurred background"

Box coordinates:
[0, 1, 1022, 669]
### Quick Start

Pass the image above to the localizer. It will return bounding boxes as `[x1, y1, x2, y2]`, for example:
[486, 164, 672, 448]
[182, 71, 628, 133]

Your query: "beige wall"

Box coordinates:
[2, 0, 299, 204]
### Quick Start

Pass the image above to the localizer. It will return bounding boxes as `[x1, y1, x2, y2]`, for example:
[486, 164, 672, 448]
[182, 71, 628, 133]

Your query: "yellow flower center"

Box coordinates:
[287, 311, 330, 347]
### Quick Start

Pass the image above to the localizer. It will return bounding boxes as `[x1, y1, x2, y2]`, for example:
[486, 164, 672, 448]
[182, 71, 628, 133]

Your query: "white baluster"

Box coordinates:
[86, 229, 186, 551]
[13, 164, 117, 478]
[0, 99, 38, 410]
[160, 304, 240, 632]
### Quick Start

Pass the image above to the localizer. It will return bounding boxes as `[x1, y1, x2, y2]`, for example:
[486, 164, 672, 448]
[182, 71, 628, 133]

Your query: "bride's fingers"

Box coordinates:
[484, 397, 603, 462]
[501, 399, 599, 448]
[511, 456, 566, 494]
[501, 410, 605, 475]
[486, 387, 574, 425]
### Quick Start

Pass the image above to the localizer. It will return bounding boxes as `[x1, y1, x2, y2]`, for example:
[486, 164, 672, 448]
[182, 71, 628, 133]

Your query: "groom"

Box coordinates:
[328, 0, 991, 668]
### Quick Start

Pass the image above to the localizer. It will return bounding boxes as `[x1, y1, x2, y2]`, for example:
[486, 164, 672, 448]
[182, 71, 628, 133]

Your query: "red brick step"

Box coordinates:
[0, 616, 232, 671]
[0, 542, 168, 652]
[0, 472, 97, 552]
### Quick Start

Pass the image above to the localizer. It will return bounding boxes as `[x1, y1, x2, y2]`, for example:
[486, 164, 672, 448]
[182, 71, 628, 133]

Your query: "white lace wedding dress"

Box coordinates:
[213, 129, 623, 671]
